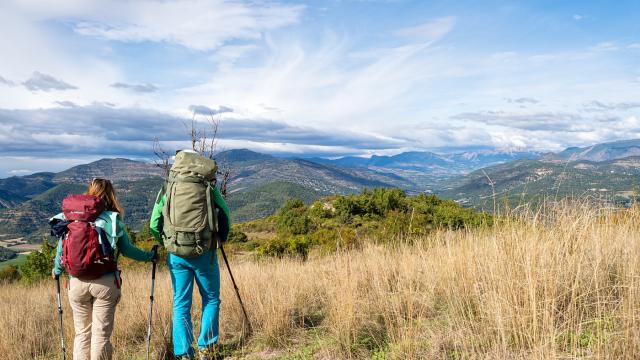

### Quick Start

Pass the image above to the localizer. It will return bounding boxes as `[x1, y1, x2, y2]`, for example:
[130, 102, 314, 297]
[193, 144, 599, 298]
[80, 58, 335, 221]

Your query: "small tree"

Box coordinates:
[154, 110, 232, 198]
[227, 227, 248, 243]
[21, 240, 57, 283]
[277, 200, 313, 236]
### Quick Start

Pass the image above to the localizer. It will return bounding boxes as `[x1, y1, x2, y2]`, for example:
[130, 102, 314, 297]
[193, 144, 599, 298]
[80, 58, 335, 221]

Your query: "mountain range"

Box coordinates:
[306, 149, 541, 188]
[542, 139, 640, 163]
[0, 150, 418, 240]
[2, 139, 640, 241]
[441, 140, 640, 209]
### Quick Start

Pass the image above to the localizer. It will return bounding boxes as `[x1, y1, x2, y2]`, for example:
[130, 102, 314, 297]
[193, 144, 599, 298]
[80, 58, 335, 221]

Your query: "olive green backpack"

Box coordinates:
[162, 151, 218, 258]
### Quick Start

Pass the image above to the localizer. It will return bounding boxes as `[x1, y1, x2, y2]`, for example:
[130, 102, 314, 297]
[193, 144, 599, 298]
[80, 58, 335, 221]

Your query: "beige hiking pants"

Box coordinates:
[68, 274, 121, 360]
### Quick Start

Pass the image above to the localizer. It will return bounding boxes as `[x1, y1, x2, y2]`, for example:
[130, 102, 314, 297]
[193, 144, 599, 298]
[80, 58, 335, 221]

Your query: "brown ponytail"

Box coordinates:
[86, 178, 125, 216]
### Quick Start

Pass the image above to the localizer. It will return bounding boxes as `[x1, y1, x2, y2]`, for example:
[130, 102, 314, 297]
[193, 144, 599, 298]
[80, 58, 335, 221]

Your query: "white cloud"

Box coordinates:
[8, 169, 33, 175]
[394, 16, 456, 41]
[189, 105, 233, 116]
[583, 100, 640, 112]
[0, 4, 131, 109]
[22, 0, 305, 51]
[212, 44, 260, 70]
[0, 76, 16, 87]
[589, 42, 619, 52]
[0, 0, 639, 164]
[111, 82, 159, 93]
[23, 71, 77, 92]
[506, 97, 539, 104]
[573, 14, 584, 20]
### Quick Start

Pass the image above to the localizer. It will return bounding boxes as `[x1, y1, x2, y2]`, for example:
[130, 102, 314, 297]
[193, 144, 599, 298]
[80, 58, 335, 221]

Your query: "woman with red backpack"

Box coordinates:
[50, 178, 157, 360]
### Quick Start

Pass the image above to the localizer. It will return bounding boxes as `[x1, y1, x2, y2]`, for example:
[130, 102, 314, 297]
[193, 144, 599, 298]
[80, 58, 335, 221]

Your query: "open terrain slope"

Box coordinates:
[2, 204, 639, 359]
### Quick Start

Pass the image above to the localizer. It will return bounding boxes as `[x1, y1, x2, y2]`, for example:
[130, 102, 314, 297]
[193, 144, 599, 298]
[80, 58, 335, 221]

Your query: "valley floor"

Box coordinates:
[2, 204, 640, 359]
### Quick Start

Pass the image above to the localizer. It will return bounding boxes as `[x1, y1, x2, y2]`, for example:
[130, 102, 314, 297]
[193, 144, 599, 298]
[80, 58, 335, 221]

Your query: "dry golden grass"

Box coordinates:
[2, 203, 640, 359]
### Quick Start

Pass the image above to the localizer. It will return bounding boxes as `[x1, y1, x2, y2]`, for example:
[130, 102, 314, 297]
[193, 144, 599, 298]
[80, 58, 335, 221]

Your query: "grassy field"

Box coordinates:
[1, 203, 640, 359]
[0, 254, 28, 270]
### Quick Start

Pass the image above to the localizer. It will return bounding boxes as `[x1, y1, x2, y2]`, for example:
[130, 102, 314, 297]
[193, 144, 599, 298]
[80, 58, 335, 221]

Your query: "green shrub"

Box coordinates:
[309, 200, 334, 219]
[255, 189, 492, 257]
[256, 237, 287, 258]
[257, 235, 313, 260]
[380, 210, 412, 240]
[20, 240, 57, 283]
[227, 227, 248, 243]
[307, 228, 339, 253]
[237, 217, 277, 233]
[277, 200, 313, 236]
[334, 188, 408, 221]
[310, 227, 360, 253]
[280, 198, 305, 213]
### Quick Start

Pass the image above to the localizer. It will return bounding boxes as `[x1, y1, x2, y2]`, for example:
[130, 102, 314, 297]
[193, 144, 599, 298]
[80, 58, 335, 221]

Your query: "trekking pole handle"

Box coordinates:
[151, 245, 158, 278]
[150, 245, 158, 301]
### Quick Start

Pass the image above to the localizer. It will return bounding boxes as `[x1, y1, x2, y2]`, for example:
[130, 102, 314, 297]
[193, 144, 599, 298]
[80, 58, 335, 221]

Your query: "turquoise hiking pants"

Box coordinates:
[168, 251, 221, 357]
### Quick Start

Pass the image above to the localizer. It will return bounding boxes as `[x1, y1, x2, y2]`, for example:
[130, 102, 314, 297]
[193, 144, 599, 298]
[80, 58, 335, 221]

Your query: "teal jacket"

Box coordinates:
[149, 185, 231, 245]
[52, 211, 154, 276]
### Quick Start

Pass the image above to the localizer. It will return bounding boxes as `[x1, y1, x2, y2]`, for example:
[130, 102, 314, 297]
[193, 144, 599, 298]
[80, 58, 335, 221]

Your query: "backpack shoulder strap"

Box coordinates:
[205, 182, 216, 233]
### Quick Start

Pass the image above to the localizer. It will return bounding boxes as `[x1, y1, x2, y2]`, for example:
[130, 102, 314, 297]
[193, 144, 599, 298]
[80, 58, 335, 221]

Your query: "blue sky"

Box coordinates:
[0, 0, 638, 177]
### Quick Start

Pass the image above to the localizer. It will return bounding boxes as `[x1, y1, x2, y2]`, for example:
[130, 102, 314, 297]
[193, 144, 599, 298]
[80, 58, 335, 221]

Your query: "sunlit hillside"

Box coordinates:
[2, 202, 640, 359]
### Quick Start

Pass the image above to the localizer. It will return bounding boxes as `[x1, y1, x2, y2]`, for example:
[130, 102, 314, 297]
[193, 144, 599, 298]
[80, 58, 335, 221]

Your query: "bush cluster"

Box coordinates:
[2, 188, 493, 281]
[20, 240, 57, 283]
[256, 188, 493, 259]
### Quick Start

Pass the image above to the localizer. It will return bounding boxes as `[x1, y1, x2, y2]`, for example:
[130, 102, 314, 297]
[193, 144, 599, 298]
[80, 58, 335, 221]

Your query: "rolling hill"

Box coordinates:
[0, 149, 415, 240]
[0, 190, 26, 209]
[306, 149, 541, 189]
[228, 181, 321, 222]
[5, 140, 640, 240]
[440, 157, 640, 210]
[542, 139, 640, 163]
[0, 172, 57, 208]
[53, 158, 164, 183]
[224, 149, 415, 192]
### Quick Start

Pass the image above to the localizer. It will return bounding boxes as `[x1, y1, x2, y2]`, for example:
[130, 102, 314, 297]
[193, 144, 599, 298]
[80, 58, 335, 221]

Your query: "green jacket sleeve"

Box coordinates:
[150, 188, 166, 245]
[117, 219, 154, 262]
[53, 239, 64, 276]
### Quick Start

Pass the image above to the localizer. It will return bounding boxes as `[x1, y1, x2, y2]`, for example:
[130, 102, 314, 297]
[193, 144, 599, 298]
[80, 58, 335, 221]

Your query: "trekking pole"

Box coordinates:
[146, 245, 159, 360]
[54, 275, 66, 360]
[219, 243, 252, 335]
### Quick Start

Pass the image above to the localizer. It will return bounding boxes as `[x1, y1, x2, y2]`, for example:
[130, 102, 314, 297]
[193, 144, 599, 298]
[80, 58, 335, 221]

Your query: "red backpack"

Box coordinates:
[61, 194, 117, 279]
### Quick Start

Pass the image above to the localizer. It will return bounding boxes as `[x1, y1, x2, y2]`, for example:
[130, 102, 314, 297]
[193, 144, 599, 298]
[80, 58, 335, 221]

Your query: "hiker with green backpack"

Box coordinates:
[149, 150, 231, 360]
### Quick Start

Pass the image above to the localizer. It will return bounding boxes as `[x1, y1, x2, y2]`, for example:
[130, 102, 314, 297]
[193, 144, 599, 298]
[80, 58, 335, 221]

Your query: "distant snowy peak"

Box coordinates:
[543, 139, 640, 162]
[306, 149, 542, 174]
